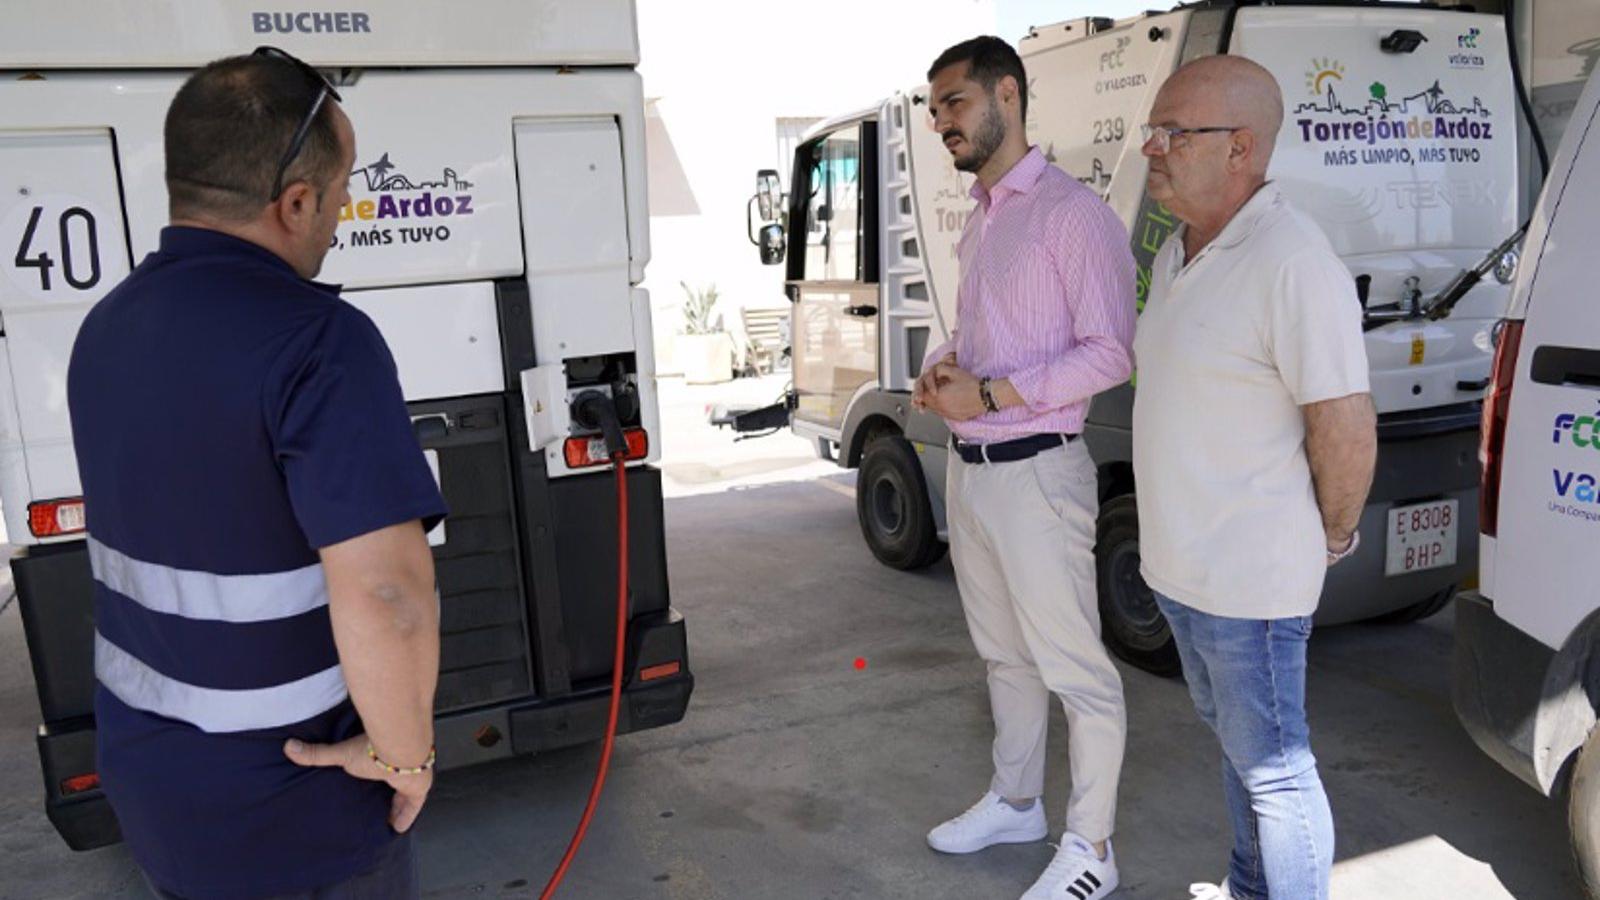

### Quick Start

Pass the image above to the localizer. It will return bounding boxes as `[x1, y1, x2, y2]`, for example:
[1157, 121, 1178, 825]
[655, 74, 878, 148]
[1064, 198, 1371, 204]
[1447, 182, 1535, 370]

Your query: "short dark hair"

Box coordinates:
[927, 36, 1028, 124]
[164, 54, 343, 222]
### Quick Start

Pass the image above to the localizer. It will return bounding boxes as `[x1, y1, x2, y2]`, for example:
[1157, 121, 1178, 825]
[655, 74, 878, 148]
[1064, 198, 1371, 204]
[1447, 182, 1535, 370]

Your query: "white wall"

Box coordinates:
[637, 0, 997, 372]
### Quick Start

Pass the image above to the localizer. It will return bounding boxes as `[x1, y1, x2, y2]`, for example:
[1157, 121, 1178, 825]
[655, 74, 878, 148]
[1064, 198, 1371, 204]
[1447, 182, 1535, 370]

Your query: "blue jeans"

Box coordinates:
[1156, 593, 1334, 900]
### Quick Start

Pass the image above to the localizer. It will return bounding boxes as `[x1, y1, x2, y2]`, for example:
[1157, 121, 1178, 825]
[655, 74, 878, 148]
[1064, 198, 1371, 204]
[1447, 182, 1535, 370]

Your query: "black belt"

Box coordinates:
[950, 432, 1077, 464]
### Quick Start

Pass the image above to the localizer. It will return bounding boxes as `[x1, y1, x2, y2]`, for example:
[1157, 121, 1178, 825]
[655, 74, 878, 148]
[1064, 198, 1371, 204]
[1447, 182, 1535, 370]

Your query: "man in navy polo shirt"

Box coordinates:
[67, 49, 447, 899]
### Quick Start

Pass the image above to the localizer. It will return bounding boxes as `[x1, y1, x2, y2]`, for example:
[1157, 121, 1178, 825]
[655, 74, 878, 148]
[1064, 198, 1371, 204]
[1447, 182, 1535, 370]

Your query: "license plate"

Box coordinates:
[423, 450, 446, 548]
[1385, 499, 1458, 576]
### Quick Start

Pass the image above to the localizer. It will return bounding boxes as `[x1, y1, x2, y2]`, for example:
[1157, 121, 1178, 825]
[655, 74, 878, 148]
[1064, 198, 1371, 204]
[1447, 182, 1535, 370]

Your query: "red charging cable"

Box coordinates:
[540, 453, 629, 899]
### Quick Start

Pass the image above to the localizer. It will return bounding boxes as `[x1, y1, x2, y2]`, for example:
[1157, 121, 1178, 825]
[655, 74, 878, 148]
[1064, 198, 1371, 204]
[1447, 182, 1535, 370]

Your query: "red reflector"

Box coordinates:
[640, 661, 681, 682]
[563, 428, 649, 469]
[29, 498, 86, 538]
[60, 773, 100, 796]
[1479, 319, 1523, 538]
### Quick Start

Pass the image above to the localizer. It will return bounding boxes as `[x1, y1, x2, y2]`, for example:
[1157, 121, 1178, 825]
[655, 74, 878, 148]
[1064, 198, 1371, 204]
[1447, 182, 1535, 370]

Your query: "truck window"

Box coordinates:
[803, 128, 863, 282]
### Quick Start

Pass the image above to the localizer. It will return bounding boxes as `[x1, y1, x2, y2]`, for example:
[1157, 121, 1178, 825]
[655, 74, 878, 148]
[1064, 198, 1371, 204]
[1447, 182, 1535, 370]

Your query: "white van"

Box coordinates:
[744, 1, 1521, 675]
[1453, 55, 1600, 897]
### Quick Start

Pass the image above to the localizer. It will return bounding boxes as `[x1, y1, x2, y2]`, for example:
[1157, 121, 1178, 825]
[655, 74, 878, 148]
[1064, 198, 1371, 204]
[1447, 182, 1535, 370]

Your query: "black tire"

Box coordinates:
[1370, 584, 1457, 624]
[856, 434, 947, 570]
[1570, 725, 1600, 898]
[1094, 494, 1182, 677]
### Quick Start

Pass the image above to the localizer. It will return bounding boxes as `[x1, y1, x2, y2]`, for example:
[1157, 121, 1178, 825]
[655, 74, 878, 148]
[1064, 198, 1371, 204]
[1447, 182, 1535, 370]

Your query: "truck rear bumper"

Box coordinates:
[1081, 417, 1480, 624]
[1451, 591, 1553, 794]
[1317, 423, 1481, 623]
[35, 607, 692, 851]
[1315, 485, 1478, 624]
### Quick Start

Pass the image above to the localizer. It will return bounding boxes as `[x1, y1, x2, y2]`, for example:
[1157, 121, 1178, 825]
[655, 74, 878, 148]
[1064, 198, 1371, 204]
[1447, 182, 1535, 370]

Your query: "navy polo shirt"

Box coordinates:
[66, 226, 447, 899]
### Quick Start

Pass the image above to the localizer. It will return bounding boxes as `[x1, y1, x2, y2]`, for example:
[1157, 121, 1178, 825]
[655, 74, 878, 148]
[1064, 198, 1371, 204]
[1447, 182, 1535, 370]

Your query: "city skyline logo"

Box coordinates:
[351, 152, 474, 193]
[339, 152, 477, 225]
[1294, 77, 1495, 151]
[1295, 78, 1492, 120]
[1295, 72, 1497, 166]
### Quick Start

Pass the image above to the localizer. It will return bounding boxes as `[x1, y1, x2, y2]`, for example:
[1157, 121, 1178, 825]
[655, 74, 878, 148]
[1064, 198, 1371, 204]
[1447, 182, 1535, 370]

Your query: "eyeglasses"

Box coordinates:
[1139, 124, 1241, 155]
[253, 46, 343, 201]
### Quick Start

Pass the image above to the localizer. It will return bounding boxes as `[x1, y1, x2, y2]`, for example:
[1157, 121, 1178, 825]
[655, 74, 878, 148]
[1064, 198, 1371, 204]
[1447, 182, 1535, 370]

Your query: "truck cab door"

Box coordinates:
[787, 122, 879, 433]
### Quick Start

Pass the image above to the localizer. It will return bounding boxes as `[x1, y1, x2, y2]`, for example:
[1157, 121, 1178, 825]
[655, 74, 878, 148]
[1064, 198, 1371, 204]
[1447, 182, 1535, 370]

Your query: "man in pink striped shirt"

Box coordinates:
[913, 36, 1137, 900]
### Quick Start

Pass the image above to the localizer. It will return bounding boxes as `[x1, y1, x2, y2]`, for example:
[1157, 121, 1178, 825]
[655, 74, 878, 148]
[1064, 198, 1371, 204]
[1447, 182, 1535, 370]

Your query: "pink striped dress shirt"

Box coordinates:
[924, 147, 1137, 443]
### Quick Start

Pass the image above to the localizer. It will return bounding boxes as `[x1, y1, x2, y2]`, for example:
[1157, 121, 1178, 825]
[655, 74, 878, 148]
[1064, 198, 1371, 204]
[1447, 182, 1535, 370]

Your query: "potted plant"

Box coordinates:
[675, 282, 734, 384]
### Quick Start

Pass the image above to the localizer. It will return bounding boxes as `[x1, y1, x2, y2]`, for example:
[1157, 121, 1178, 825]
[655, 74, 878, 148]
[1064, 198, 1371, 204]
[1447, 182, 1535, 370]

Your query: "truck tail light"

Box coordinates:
[29, 498, 85, 538]
[639, 661, 681, 682]
[563, 428, 648, 469]
[59, 772, 100, 796]
[1479, 319, 1523, 538]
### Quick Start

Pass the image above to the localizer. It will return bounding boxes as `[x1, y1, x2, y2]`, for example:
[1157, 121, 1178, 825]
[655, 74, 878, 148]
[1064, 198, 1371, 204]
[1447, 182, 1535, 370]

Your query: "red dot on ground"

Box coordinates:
[853, 657, 867, 670]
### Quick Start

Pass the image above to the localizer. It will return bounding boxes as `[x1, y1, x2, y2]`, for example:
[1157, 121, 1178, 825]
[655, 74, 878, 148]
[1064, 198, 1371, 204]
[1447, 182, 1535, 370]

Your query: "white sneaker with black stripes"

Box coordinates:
[1020, 832, 1119, 900]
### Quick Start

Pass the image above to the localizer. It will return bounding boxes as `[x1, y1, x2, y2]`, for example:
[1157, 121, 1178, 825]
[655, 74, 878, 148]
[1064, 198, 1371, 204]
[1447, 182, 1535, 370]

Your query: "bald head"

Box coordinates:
[1143, 55, 1287, 236]
[1160, 55, 1284, 174]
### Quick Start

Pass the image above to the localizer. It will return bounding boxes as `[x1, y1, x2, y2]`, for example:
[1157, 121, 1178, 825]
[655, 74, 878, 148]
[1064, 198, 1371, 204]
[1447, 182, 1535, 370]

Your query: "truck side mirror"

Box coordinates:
[756, 169, 782, 222]
[748, 194, 787, 265]
[758, 223, 786, 266]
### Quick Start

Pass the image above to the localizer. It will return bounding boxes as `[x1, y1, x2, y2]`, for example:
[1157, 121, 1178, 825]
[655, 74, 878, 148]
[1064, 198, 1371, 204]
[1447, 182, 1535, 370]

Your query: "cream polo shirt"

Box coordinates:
[1131, 183, 1370, 620]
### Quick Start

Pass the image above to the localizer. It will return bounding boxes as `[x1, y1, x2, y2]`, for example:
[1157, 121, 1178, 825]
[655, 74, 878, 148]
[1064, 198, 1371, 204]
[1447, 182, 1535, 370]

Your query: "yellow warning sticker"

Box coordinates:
[1409, 334, 1425, 366]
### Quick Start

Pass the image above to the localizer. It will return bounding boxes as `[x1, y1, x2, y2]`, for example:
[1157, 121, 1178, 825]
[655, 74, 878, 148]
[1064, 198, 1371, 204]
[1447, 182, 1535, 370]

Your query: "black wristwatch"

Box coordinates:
[978, 377, 1000, 413]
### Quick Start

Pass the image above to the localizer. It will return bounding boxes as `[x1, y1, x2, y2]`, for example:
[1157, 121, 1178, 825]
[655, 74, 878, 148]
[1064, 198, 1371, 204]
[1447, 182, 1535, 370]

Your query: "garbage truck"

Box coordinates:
[0, 0, 692, 850]
[740, 0, 1525, 675]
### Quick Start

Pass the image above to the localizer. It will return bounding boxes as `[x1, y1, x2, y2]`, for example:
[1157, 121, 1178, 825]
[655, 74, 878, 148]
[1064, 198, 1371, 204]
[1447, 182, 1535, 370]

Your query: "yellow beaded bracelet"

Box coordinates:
[366, 743, 436, 775]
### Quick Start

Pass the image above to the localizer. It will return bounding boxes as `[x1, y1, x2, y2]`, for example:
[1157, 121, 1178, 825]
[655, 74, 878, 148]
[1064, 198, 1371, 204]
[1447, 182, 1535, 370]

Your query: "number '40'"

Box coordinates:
[14, 205, 101, 292]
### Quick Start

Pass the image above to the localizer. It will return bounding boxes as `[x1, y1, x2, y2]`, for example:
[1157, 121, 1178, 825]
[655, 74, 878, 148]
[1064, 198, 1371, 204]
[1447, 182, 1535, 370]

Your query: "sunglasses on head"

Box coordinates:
[253, 46, 343, 201]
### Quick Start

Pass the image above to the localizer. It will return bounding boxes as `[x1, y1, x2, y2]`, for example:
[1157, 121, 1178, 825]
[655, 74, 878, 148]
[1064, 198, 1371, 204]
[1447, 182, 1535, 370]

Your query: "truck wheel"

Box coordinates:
[1371, 585, 1457, 624]
[856, 434, 946, 570]
[1570, 725, 1600, 898]
[1094, 494, 1182, 677]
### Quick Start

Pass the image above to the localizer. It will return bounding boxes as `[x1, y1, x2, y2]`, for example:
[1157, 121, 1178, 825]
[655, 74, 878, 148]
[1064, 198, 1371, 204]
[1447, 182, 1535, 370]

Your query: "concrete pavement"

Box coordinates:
[0, 466, 1582, 898]
[0, 375, 1583, 898]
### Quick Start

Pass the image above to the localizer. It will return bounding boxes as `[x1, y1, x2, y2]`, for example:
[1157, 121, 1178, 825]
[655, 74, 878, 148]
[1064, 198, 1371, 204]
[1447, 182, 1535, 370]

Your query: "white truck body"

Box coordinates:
[926, 5, 1515, 417]
[0, 0, 693, 851]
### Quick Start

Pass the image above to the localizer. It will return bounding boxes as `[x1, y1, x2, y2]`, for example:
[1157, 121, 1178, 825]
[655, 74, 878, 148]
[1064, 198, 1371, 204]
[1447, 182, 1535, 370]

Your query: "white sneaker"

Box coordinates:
[1188, 878, 1236, 900]
[1020, 832, 1119, 900]
[926, 791, 1048, 854]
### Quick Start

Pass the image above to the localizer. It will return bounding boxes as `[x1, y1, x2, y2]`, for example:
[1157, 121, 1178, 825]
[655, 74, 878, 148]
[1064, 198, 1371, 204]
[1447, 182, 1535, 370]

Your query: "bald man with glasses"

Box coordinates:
[1131, 56, 1376, 900]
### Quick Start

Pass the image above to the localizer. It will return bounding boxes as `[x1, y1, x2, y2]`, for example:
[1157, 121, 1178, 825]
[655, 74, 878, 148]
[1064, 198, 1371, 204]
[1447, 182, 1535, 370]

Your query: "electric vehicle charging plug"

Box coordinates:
[571, 390, 627, 459]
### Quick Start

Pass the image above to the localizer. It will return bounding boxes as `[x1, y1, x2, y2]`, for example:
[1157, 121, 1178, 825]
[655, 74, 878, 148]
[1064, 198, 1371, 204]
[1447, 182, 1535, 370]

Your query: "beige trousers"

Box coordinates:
[945, 438, 1126, 841]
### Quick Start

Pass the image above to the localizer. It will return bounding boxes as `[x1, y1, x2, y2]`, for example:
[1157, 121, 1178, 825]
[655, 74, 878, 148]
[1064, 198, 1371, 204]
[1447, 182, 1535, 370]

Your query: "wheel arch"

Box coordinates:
[847, 414, 902, 468]
[1534, 606, 1600, 795]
